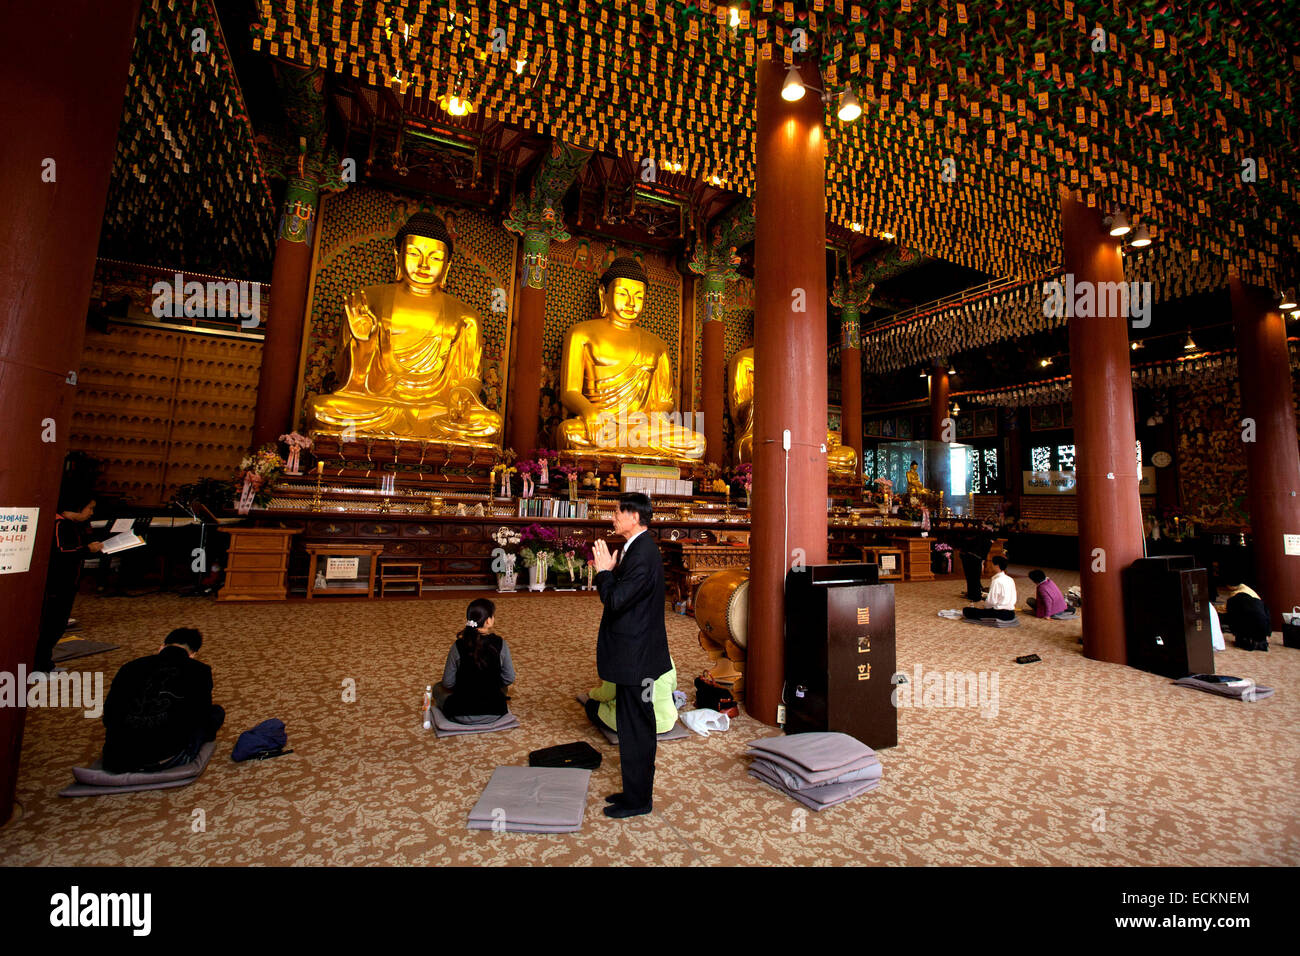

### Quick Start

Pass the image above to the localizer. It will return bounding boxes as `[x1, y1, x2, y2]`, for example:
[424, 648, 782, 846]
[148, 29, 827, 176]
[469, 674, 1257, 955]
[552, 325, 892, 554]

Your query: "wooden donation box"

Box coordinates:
[784, 564, 897, 749]
[1122, 556, 1214, 678]
[218, 527, 300, 601]
[891, 536, 935, 581]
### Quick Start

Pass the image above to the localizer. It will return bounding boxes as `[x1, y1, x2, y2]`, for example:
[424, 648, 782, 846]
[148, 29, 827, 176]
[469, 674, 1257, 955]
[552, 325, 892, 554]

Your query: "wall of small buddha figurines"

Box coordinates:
[1172, 381, 1249, 527]
[70, 323, 261, 506]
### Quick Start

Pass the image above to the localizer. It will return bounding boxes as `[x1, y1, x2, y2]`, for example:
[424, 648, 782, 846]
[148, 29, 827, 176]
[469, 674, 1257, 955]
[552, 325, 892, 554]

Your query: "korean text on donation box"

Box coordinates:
[325, 557, 360, 580]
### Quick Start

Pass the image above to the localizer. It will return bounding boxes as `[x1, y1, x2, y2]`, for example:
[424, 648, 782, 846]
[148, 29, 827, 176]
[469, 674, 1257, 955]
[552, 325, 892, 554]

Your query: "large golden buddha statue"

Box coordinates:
[728, 347, 857, 473]
[557, 257, 705, 460]
[306, 212, 501, 445]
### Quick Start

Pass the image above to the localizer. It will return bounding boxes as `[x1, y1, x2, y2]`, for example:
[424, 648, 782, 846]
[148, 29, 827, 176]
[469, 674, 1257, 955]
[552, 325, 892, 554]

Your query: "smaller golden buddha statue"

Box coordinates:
[306, 212, 501, 445]
[558, 257, 705, 460]
[906, 461, 925, 494]
[728, 347, 857, 474]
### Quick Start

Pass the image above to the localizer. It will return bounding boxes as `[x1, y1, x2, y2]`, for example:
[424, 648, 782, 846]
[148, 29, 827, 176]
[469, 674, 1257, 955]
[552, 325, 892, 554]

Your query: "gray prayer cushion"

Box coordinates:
[749, 754, 882, 792]
[745, 732, 875, 774]
[71, 740, 217, 787]
[748, 765, 881, 811]
[432, 706, 518, 736]
[468, 766, 592, 831]
[743, 748, 880, 786]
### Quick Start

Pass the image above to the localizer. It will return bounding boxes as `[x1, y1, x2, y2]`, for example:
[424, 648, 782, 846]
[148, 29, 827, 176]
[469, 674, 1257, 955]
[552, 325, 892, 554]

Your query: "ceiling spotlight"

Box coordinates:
[951, 402, 961, 414]
[781, 65, 806, 101]
[514, 58, 527, 74]
[1106, 210, 1131, 237]
[1183, 331, 1198, 351]
[1131, 340, 1144, 350]
[920, 369, 930, 378]
[880, 231, 896, 240]
[1130, 223, 1152, 247]
[1280, 288, 1298, 310]
[729, 6, 740, 28]
[1040, 357, 1053, 368]
[850, 222, 864, 233]
[948, 366, 956, 375]
[1290, 310, 1300, 320]
[837, 89, 862, 122]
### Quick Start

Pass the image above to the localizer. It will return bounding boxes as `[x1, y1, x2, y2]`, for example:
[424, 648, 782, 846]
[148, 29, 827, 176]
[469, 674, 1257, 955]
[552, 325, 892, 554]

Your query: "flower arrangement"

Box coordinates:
[491, 463, 518, 498]
[516, 459, 540, 497]
[278, 431, 312, 475]
[529, 448, 558, 485]
[234, 445, 285, 512]
[734, 462, 753, 492]
[554, 535, 594, 587]
[518, 523, 559, 569]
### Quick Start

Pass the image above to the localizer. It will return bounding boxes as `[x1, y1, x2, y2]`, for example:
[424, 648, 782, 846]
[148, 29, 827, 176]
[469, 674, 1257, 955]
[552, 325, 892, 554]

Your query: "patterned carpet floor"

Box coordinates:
[2, 566, 1297, 866]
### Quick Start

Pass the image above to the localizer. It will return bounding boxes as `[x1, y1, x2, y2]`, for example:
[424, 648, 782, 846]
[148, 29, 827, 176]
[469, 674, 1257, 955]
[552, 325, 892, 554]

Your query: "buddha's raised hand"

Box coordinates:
[343, 290, 376, 338]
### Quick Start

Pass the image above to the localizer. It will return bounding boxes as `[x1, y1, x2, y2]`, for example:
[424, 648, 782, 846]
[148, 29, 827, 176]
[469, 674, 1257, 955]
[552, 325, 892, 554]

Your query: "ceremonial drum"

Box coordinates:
[694, 569, 750, 659]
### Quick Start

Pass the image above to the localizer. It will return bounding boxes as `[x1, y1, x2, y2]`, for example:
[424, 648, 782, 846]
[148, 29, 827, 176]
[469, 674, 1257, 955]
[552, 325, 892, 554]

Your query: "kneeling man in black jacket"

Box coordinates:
[102, 628, 224, 773]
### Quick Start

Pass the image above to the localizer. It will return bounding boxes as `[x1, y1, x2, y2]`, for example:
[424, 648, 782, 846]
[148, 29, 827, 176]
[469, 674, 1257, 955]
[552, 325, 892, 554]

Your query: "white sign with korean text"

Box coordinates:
[1284, 534, 1300, 557]
[325, 557, 360, 579]
[0, 508, 40, 574]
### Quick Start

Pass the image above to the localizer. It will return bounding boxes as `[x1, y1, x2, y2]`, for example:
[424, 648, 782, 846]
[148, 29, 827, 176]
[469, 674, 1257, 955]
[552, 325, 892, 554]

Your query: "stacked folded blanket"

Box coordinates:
[746, 732, 883, 811]
[468, 766, 592, 833]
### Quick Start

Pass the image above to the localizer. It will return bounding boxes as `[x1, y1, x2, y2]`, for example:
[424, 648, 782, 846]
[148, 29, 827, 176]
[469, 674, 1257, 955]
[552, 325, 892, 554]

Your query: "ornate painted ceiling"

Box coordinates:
[246, 0, 1296, 290]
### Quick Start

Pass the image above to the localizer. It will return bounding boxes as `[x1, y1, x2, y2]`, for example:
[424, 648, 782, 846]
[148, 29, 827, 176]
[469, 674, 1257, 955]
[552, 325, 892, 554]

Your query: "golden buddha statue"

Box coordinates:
[728, 347, 857, 473]
[557, 257, 705, 460]
[306, 212, 501, 444]
[906, 461, 925, 494]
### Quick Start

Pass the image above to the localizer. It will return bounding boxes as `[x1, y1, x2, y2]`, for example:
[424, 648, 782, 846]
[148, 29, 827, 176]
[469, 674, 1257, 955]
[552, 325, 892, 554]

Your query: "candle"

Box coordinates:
[317, 460, 324, 474]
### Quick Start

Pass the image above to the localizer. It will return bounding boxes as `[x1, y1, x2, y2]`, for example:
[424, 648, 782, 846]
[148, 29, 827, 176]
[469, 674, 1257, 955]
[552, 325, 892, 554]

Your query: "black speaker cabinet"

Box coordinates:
[1122, 556, 1215, 679]
[784, 564, 897, 749]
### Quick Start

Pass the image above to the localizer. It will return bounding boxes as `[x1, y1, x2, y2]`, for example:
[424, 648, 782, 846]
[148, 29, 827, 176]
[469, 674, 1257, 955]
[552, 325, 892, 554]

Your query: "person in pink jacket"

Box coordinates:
[1026, 569, 1071, 619]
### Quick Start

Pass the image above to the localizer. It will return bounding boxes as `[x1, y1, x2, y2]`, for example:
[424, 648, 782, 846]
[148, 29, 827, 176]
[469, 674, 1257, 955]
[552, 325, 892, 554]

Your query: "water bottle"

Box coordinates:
[421, 685, 433, 729]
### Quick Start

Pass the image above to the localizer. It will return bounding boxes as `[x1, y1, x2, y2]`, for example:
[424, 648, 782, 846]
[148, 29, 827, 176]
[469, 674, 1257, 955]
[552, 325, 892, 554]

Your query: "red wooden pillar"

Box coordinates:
[928, 360, 950, 493]
[1231, 278, 1300, 629]
[1061, 189, 1143, 665]
[506, 232, 548, 455]
[839, 317, 863, 484]
[749, 58, 829, 725]
[252, 178, 319, 446]
[701, 275, 726, 467]
[0, 0, 141, 825]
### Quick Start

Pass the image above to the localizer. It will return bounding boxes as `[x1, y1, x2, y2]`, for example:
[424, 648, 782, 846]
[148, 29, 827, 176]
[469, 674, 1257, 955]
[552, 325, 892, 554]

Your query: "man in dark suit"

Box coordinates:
[592, 492, 672, 819]
[102, 627, 224, 773]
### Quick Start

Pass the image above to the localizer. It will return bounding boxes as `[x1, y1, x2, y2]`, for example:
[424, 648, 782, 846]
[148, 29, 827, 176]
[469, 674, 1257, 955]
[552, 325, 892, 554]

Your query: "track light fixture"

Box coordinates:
[1280, 288, 1297, 310]
[1105, 209, 1131, 237]
[781, 66, 805, 101]
[1130, 223, 1152, 247]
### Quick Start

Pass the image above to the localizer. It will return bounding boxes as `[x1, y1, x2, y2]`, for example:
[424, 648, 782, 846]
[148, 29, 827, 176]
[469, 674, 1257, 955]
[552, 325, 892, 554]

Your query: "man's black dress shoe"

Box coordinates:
[604, 792, 627, 805]
[603, 803, 652, 819]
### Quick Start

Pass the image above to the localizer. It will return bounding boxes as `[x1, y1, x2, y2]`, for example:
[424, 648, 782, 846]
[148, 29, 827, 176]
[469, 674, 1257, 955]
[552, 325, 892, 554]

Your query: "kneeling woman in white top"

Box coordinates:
[962, 555, 1017, 622]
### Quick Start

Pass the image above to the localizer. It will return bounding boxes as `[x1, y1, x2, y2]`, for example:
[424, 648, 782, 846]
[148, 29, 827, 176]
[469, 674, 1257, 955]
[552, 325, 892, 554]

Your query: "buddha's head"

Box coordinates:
[598, 257, 648, 327]
[393, 212, 454, 293]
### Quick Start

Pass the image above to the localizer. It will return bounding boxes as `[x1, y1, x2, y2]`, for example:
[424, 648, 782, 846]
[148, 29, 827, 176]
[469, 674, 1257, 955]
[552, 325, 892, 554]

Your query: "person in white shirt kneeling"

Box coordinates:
[962, 555, 1017, 622]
